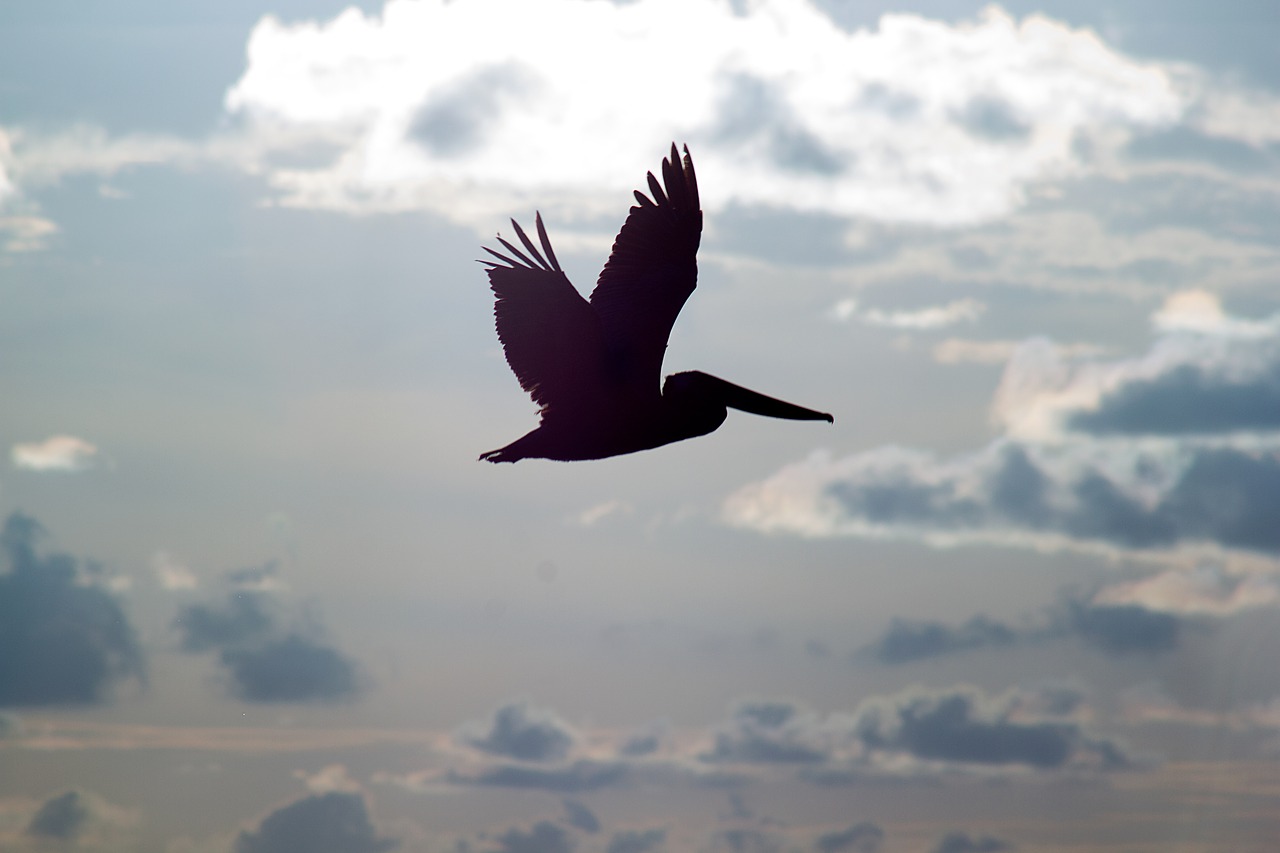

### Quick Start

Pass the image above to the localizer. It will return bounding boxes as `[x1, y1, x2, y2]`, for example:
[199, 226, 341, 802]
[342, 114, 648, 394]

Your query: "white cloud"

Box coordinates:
[837, 298, 986, 330]
[293, 763, 362, 793]
[1093, 564, 1280, 616]
[151, 552, 199, 591]
[1152, 289, 1278, 338]
[11, 435, 100, 472]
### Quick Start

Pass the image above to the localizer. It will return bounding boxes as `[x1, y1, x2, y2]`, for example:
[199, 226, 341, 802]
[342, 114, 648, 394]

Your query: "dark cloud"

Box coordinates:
[462, 701, 576, 762]
[824, 442, 1280, 556]
[619, 725, 663, 757]
[409, 63, 533, 157]
[487, 821, 574, 853]
[704, 700, 830, 764]
[932, 832, 1013, 853]
[1068, 602, 1180, 654]
[174, 578, 362, 704]
[235, 792, 397, 853]
[861, 615, 1017, 664]
[561, 799, 600, 834]
[856, 687, 1131, 771]
[606, 828, 666, 853]
[814, 822, 884, 853]
[1071, 361, 1280, 436]
[220, 633, 360, 703]
[174, 592, 275, 652]
[449, 760, 628, 794]
[26, 790, 88, 840]
[0, 512, 143, 706]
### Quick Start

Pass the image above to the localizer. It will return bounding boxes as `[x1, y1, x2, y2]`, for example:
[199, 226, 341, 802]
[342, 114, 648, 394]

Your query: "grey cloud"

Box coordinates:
[606, 828, 666, 853]
[715, 73, 847, 176]
[1068, 602, 1179, 654]
[855, 687, 1131, 771]
[861, 615, 1017, 664]
[449, 760, 629, 794]
[704, 700, 830, 764]
[26, 790, 88, 840]
[0, 512, 144, 706]
[462, 701, 576, 762]
[487, 821, 574, 853]
[235, 791, 397, 853]
[220, 633, 360, 703]
[409, 63, 535, 157]
[174, 592, 275, 652]
[561, 799, 600, 834]
[932, 832, 1013, 853]
[225, 561, 280, 588]
[956, 97, 1030, 140]
[175, 579, 362, 704]
[1071, 362, 1280, 436]
[1127, 126, 1276, 173]
[814, 822, 884, 853]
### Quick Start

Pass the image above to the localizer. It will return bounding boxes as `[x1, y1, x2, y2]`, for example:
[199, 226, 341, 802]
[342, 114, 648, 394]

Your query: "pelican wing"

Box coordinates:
[483, 215, 608, 414]
[589, 143, 703, 396]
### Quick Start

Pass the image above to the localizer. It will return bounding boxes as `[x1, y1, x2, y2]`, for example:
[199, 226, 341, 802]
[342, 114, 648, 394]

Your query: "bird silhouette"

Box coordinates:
[479, 143, 832, 463]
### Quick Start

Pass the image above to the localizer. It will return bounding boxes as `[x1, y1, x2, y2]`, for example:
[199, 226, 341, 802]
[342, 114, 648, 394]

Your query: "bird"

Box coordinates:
[479, 143, 832, 463]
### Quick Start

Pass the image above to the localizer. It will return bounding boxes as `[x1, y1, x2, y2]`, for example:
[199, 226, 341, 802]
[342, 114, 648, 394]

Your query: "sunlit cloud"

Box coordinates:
[833, 298, 985, 330]
[10, 435, 99, 472]
[151, 551, 199, 591]
[1093, 564, 1280, 616]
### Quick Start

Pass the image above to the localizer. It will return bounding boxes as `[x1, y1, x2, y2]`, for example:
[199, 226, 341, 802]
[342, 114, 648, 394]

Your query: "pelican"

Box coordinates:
[479, 144, 832, 463]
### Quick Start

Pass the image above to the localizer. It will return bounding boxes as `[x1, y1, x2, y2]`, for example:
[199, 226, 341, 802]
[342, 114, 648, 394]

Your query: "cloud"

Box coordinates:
[485, 821, 574, 853]
[834, 298, 986, 330]
[703, 700, 835, 765]
[220, 634, 360, 703]
[448, 760, 629, 794]
[1091, 564, 1280, 615]
[0, 512, 144, 706]
[814, 822, 884, 853]
[560, 800, 600, 834]
[460, 700, 577, 762]
[234, 791, 398, 853]
[10, 435, 99, 471]
[9, 2, 1226, 235]
[851, 686, 1132, 772]
[860, 616, 1018, 664]
[729, 290, 1280, 569]
[0, 215, 58, 252]
[173, 574, 362, 703]
[1068, 601, 1180, 654]
[932, 833, 1014, 853]
[295, 764, 363, 794]
[151, 551, 199, 591]
[606, 829, 666, 853]
[25, 791, 88, 840]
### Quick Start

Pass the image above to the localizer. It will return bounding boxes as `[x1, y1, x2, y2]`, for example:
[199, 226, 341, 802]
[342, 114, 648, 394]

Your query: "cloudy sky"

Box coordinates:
[2, 0, 1279, 850]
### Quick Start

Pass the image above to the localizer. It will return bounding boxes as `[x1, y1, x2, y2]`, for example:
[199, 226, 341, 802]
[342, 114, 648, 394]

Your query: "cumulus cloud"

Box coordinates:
[1092, 564, 1280, 615]
[1067, 601, 1180, 654]
[25, 791, 88, 840]
[460, 700, 578, 762]
[729, 291, 1280, 573]
[9, 1, 1237, 237]
[0, 513, 144, 706]
[173, 571, 362, 703]
[234, 791, 398, 853]
[10, 435, 99, 471]
[704, 700, 837, 765]
[560, 800, 600, 834]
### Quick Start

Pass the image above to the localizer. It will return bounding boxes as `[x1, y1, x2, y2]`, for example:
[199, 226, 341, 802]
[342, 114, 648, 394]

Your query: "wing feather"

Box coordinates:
[483, 220, 606, 413]
[589, 144, 703, 397]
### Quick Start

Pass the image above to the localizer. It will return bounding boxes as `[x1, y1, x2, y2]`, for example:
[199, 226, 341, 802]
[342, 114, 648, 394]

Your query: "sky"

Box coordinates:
[2, 0, 1279, 850]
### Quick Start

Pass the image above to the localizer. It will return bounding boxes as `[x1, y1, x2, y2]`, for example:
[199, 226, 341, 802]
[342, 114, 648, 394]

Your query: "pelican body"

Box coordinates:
[480, 144, 832, 463]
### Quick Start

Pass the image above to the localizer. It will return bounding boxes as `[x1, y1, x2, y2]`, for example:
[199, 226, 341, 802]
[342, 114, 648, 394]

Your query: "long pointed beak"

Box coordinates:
[701, 372, 834, 423]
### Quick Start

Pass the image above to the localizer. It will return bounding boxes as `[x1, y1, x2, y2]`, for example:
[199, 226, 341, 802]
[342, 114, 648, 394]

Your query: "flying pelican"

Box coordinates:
[479, 144, 832, 463]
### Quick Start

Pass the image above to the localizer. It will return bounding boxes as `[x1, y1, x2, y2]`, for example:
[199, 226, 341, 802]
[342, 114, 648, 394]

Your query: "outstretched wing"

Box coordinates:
[589, 143, 702, 398]
[482, 214, 607, 414]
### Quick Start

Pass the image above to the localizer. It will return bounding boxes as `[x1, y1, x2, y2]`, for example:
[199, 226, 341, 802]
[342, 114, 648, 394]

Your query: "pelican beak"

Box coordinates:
[706, 373, 834, 423]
